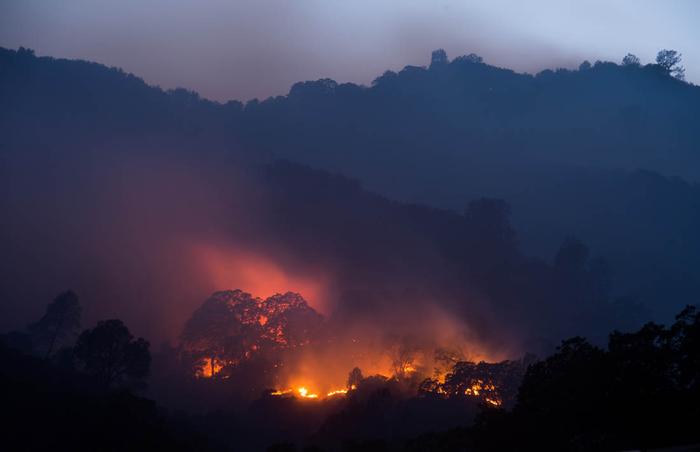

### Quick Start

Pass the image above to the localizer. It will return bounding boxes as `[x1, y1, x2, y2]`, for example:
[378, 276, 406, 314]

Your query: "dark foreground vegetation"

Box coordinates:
[0, 342, 208, 450]
[429, 305, 700, 451]
[2, 297, 698, 451]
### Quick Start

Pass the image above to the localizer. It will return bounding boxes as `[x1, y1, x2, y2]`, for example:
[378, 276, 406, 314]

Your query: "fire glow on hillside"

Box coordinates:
[180, 289, 521, 408]
[266, 378, 502, 406]
[270, 387, 349, 399]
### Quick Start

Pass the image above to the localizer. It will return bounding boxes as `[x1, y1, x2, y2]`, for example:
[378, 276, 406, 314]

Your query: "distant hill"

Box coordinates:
[3, 46, 699, 181]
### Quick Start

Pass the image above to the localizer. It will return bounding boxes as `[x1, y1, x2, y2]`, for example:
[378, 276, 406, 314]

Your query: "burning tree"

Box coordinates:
[260, 293, 325, 347]
[180, 290, 260, 377]
[433, 346, 466, 378]
[347, 367, 363, 389]
[419, 357, 532, 407]
[390, 341, 420, 379]
[180, 290, 323, 378]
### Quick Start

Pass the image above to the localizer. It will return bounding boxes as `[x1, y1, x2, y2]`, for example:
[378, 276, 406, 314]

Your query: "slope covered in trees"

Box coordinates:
[1, 46, 699, 337]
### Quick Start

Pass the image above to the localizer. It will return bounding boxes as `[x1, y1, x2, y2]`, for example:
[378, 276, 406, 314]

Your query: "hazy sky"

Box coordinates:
[1, 0, 698, 101]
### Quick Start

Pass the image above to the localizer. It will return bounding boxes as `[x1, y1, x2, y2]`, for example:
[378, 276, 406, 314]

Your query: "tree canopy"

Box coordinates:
[656, 49, 685, 80]
[74, 319, 150, 389]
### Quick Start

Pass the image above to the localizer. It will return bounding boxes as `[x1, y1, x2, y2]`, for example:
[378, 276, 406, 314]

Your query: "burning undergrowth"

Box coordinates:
[177, 289, 528, 408]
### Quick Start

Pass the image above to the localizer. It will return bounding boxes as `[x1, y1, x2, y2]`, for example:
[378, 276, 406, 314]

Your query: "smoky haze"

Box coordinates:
[0, 139, 518, 361]
[1, 0, 698, 101]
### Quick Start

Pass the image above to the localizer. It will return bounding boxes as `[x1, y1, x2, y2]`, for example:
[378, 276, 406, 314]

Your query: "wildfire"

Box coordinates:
[267, 376, 503, 406]
[297, 387, 319, 399]
[185, 290, 325, 381]
[459, 381, 502, 406]
[401, 364, 417, 374]
[485, 397, 502, 407]
[270, 386, 354, 400]
[326, 389, 348, 397]
[270, 389, 293, 396]
[197, 357, 224, 378]
[184, 289, 518, 408]
[464, 381, 495, 396]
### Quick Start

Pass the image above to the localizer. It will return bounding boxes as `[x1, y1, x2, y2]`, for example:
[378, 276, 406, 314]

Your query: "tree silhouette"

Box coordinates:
[622, 53, 641, 66]
[656, 49, 685, 80]
[74, 319, 150, 388]
[180, 291, 257, 376]
[470, 305, 700, 450]
[180, 290, 323, 378]
[388, 338, 419, 379]
[347, 367, 363, 389]
[430, 49, 449, 68]
[28, 290, 81, 359]
[454, 53, 483, 64]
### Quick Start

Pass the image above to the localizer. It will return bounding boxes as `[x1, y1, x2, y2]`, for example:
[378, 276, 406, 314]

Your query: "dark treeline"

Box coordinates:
[409, 305, 700, 452]
[0, 293, 208, 450]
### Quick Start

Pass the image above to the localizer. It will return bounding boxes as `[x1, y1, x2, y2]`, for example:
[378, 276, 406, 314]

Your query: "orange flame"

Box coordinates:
[197, 357, 224, 378]
[297, 387, 319, 399]
[270, 385, 355, 400]
[326, 389, 349, 397]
